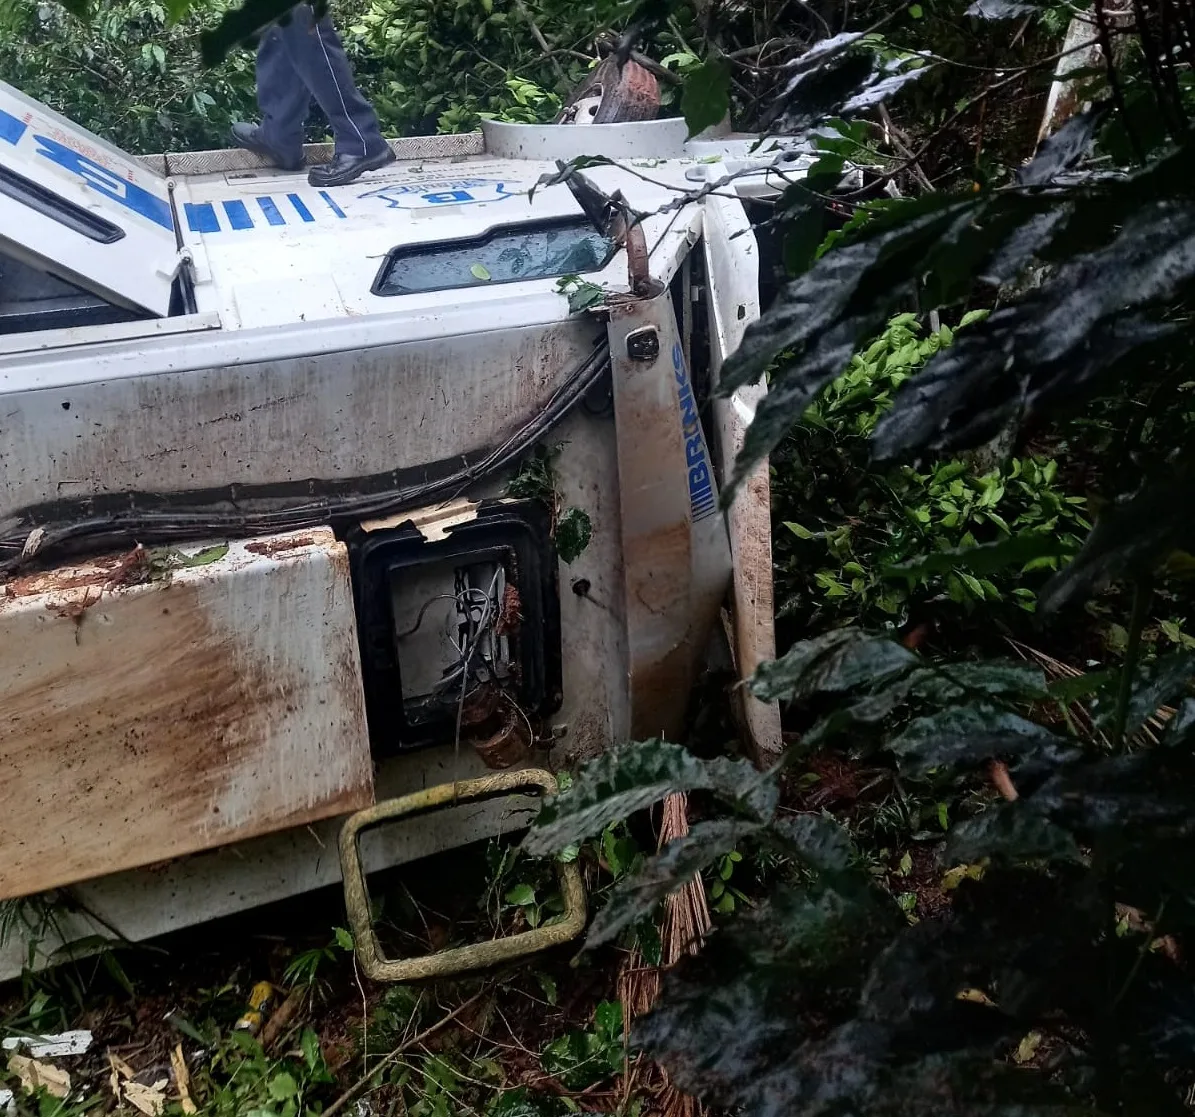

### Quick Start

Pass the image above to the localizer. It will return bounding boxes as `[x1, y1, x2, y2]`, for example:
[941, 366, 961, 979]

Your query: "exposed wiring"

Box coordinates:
[395, 587, 491, 641]
[2, 340, 611, 575]
[452, 567, 503, 793]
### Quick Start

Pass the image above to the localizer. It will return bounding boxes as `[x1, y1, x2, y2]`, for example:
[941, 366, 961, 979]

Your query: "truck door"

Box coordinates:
[0, 79, 179, 318]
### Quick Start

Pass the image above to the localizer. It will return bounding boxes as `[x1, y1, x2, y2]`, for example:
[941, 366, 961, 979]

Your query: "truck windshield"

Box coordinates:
[372, 216, 615, 296]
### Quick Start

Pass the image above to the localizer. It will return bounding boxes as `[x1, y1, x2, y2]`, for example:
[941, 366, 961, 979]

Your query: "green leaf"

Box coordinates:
[176, 543, 229, 567]
[522, 739, 778, 856]
[911, 661, 1048, 702]
[784, 521, 817, 540]
[718, 194, 977, 493]
[907, 3, 923, 15]
[594, 1000, 623, 1041]
[301, 1028, 323, 1072]
[884, 532, 1070, 581]
[268, 1072, 298, 1102]
[587, 820, 761, 948]
[888, 703, 1075, 779]
[634, 878, 903, 1111]
[947, 803, 1082, 864]
[537, 973, 559, 1005]
[334, 926, 354, 951]
[1102, 653, 1195, 738]
[471, 263, 492, 281]
[555, 507, 593, 564]
[505, 884, 537, 907]
[557, 276, 606, 314]
[681, 57, 730, 138]
[751, 628, 917, 703]
[769, 813, 854, 872]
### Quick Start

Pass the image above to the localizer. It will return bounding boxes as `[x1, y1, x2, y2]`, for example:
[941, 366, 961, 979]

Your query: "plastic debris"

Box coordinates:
[0, 1088, 14, 1115]
[234, 980, 275, 1035]
[8, 1054, 71, 1098]
[2, 1030, 93, 1058]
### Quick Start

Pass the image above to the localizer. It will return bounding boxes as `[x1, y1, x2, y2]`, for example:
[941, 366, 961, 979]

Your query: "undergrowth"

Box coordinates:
[772, 311, 1090, 644]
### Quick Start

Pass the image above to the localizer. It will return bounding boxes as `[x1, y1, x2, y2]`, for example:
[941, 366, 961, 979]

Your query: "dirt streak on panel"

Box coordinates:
[0, 576, 369, 900]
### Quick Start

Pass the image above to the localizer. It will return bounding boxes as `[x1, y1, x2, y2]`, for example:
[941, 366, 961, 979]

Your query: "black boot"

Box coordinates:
[230, 123, 305, 172]
[308, 146, 397, 188]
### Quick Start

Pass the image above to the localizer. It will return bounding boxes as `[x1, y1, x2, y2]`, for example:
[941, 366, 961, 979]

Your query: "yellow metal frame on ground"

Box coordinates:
[339, 768, 587, 982]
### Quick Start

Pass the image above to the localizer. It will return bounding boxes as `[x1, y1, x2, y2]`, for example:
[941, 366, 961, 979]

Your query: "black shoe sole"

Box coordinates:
[308, 147, 397, 188]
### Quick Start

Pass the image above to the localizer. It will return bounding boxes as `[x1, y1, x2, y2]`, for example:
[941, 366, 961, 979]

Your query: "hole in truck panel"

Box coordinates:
[0, 250, 142, 335]
[371, 216, 615, 296]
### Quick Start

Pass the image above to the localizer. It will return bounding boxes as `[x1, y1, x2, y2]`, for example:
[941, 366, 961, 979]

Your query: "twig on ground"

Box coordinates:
[261, 987, 308, 1052]
[323, 991, 488, 1117]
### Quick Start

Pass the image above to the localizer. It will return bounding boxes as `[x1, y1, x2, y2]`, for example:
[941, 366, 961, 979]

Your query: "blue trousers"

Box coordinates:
[256, 3, 386, 162]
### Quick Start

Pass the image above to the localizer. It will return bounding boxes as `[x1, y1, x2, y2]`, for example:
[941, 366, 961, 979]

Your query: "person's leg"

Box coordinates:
[252, 21, 312, 167]
[273, 3, 387, 160]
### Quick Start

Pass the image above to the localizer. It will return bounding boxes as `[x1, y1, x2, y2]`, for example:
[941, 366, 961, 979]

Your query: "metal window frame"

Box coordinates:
[0, 164, 125, 244]
[370, 214, 615, 297]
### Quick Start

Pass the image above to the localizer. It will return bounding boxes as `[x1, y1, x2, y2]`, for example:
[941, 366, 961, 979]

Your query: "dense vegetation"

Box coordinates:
[3, 0, 1195, 1113]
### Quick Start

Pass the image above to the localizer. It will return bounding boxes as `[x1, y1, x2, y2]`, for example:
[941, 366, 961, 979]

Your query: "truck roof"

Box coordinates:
[175, 149, 699, 331]
[0, 77, 808, 350]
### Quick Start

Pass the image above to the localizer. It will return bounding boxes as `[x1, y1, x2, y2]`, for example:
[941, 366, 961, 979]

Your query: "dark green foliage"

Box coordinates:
[0, 0, 259, 152]
[770, 314, 1091, 632]
[554, 507, 592, 564]
[887, 704, 1072, 778]
[751, 627, 917, 701]
[680, 56, 730, 136]
[522, 739, 777, 856]
[586, 819, 761, 947]
[528, 621, 1195, 1114]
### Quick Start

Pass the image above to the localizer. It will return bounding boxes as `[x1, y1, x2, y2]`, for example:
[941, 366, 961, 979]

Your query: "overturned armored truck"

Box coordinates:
[0, 74, 837, 977]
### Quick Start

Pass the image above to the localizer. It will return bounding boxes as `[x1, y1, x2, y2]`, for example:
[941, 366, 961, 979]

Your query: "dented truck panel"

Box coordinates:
[0, 91, 806, 975]
[609, 295, 732, 741]
[0, 529, 372, 899]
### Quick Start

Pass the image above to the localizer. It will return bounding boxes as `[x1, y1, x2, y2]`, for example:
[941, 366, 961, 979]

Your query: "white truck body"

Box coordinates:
[0, 79, 803, 977]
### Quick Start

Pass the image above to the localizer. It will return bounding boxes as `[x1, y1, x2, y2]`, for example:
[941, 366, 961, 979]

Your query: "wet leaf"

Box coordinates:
[523, 739, 778, 856]
[471, 263, 492, 281]
[884, 532, 1071, 581]
[681, 57, 730, 137]
[888, 704, 1073, 778]
[751, 628, 917, 702]
[555, 507, 592, 564]
[1017, 106, 1110, 186]
[587, 820, 761, 948]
